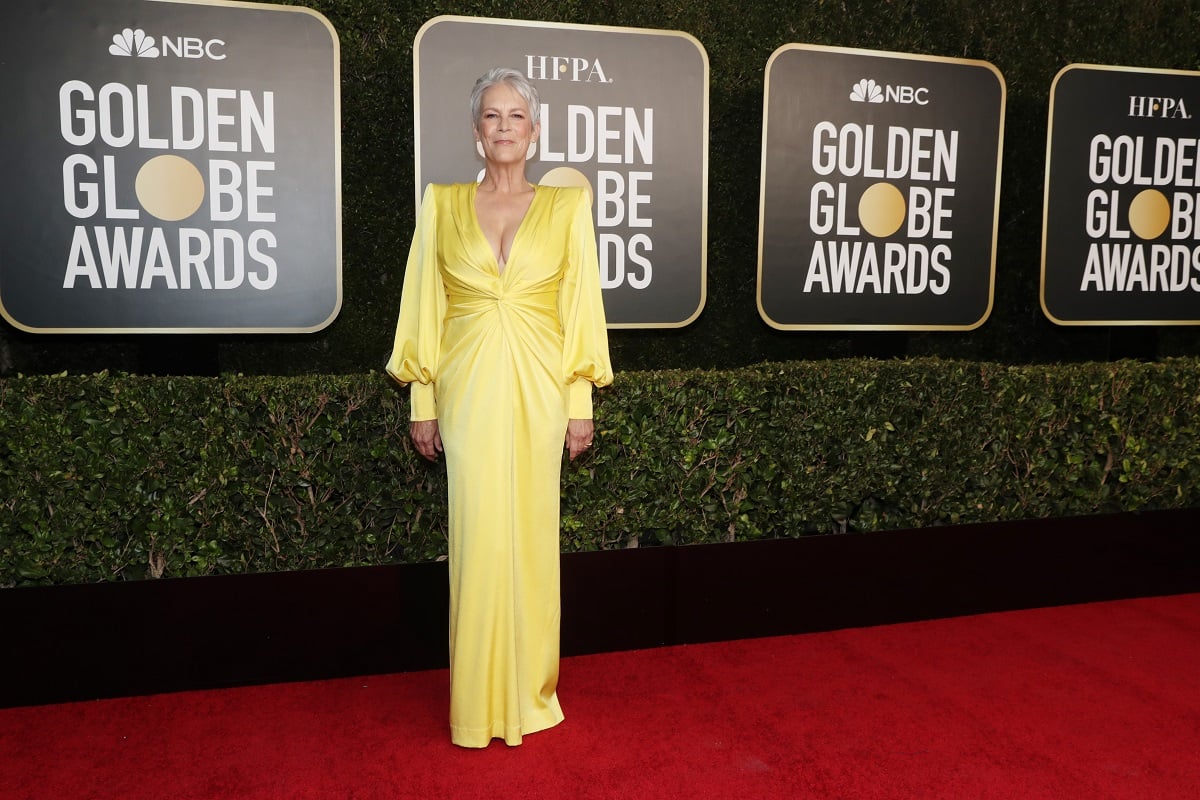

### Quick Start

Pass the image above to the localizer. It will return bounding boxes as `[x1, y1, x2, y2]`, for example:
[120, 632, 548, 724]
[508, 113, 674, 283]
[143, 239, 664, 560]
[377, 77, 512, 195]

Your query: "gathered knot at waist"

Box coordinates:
[445, 289, 558, 318]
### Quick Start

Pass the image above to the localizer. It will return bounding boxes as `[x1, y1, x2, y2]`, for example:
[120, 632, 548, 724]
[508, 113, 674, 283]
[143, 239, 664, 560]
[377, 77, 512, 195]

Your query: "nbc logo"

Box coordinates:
[850, 79, 884, 103]
[850, 77, 930, 105]
[107, 27, 227, 61]
[109, 28, 159, 58]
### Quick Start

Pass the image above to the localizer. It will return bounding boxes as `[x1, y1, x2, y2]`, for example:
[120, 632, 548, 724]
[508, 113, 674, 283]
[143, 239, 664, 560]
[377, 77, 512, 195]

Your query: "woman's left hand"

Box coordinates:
[565, 418, 594, 461]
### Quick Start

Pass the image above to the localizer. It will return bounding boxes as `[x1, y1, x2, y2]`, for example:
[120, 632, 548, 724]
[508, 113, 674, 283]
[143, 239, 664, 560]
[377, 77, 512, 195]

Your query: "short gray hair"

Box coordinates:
[469, 67, 541, 128]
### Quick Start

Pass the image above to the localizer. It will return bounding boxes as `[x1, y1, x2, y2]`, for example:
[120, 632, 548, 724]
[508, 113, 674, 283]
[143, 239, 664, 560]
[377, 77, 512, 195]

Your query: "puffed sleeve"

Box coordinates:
[558, 187, 614, 419]
[385, 184, 446, 421]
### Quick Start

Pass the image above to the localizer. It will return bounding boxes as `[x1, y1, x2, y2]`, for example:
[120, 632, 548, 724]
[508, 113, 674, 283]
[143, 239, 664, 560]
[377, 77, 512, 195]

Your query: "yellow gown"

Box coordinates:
[385, 182, 613, 747]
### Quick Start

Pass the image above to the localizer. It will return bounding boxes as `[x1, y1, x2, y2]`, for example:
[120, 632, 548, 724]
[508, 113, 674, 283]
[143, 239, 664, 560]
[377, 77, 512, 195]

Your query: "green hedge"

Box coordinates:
[2, 358, 1197, 587]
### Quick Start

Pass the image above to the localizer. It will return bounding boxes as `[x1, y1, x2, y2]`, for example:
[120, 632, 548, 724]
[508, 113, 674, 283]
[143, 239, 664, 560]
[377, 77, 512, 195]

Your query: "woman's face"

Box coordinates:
[474, 82, 538, 165]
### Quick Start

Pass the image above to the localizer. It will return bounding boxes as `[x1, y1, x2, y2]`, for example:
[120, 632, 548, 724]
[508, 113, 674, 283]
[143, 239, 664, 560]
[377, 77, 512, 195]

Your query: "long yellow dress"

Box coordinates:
[385, 182, 612, 747]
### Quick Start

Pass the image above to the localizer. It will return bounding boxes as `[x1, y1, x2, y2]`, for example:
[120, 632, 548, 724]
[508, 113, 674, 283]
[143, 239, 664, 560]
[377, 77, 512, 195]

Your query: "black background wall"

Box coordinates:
[3, 508, 1197, 707]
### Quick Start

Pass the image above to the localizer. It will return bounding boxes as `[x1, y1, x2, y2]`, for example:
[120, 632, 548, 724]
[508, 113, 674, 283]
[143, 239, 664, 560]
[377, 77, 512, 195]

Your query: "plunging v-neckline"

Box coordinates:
[472, 183, 538, 275]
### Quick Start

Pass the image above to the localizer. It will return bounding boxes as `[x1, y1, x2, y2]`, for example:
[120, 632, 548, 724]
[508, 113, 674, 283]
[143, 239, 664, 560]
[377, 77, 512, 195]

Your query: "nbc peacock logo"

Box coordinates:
[106, 26, 228, 61]
[849, 78, 884, 103]
[109, 28, 160, 58]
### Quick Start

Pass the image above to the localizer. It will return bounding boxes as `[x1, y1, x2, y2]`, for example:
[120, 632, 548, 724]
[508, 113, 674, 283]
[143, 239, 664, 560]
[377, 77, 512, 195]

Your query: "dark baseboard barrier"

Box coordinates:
[2, 508, 1197, 708]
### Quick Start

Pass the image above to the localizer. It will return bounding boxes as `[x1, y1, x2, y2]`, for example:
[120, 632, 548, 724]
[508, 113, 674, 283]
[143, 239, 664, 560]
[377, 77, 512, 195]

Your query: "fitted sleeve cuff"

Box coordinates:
[409, 382, 437, 421]
[568, 378, 593, 419]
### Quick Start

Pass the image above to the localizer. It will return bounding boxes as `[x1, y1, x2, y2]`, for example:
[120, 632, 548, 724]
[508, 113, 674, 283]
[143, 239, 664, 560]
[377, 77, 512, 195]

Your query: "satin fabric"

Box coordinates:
[386, 182, 613, 747]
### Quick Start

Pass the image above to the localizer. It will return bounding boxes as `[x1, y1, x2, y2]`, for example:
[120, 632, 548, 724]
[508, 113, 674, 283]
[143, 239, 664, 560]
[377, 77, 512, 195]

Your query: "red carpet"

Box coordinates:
[3, 593, 1198, 799]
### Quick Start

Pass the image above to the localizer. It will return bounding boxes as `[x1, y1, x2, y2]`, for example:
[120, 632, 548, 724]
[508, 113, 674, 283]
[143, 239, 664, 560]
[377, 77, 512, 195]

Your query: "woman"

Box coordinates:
[386, 67, 613, 748]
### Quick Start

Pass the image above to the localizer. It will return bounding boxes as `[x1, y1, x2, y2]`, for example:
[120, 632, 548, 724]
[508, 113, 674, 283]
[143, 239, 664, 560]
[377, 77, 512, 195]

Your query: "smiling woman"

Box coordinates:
[386, 67, 613, 749]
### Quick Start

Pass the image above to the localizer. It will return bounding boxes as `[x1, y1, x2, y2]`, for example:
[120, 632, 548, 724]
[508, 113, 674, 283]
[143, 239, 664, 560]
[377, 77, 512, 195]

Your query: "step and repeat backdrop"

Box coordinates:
[1043, 64, 1200, 325]
[0, 0, 341, 333]
[413, 16, 708, 329]
[2, 2, 1197, 333]
[757, 44, 1005, 331]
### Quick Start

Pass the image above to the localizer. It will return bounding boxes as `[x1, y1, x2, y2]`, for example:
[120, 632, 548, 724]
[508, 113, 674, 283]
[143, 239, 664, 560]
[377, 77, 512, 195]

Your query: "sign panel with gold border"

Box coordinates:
[1042, 63, 1200, 326]
[414, 15, 709, 329]
[0, 0, 341, 333]
[758, 44, 1005, 330]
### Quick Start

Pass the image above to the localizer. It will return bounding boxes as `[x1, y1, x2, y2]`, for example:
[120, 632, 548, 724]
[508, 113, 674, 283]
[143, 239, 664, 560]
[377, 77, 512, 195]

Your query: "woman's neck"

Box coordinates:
[479, 163, 532, 194]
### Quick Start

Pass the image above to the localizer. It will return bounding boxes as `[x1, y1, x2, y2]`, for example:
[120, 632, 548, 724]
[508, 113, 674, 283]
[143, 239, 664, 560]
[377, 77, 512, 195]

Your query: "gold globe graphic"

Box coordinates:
[1127, 189, 1170, 241]
[858, 182, 906, 238]
[135, 155, 205, 222]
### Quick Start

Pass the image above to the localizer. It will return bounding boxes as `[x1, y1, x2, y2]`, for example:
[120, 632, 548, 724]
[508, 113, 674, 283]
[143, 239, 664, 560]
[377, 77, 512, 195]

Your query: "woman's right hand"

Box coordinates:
[410, 419, 443, 461]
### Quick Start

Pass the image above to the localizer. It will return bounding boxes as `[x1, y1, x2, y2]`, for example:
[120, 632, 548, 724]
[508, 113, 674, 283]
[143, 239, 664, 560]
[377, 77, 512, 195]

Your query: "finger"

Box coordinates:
[412, 436, 436, 461]
[568, 438, 591, 461]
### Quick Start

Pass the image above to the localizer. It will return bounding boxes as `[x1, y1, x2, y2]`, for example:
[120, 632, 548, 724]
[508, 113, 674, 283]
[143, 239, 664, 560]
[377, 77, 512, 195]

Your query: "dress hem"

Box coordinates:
[450, 708, 565, 748]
